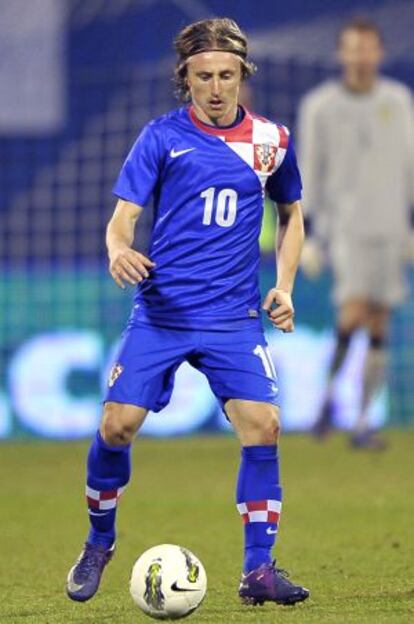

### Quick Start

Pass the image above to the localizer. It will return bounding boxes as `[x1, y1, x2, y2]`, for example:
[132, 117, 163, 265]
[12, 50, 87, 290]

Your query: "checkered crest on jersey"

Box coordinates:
[189, 106, 289, 191]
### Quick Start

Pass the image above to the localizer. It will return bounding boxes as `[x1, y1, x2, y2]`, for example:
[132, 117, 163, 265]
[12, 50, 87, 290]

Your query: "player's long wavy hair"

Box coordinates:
[173, 18, 257, 101]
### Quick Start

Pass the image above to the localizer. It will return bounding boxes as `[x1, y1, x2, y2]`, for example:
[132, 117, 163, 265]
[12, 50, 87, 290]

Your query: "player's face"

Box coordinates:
[186, 51, 242, 126]
[338, 29, 383, 89]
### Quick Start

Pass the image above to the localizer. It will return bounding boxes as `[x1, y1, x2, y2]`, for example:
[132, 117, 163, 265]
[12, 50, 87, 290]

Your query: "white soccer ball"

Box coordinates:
[130, 544, 207, 620]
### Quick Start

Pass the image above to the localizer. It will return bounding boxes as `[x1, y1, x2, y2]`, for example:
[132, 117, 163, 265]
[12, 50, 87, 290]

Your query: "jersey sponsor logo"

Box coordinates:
[170, 147, 196, 158]
[254, 143, 277, 173]
[108, 363, 124, 387]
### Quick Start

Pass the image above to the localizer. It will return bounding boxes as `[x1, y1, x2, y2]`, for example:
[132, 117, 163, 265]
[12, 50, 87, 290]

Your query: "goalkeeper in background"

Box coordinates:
[298, 17, 414, 448]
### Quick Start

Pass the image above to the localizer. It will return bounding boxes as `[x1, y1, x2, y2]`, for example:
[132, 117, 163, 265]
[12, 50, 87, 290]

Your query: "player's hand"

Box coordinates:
[109, 246, 156, 289]
[300, 238, 323, 279]
[262, 288, 295, 332]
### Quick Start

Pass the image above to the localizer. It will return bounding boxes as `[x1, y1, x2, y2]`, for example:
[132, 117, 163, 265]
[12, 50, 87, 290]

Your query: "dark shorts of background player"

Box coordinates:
[104, 322, 279, 413]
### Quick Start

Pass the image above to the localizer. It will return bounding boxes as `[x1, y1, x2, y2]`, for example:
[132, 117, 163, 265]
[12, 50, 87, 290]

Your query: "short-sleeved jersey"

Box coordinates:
[113, 105, 302, 330]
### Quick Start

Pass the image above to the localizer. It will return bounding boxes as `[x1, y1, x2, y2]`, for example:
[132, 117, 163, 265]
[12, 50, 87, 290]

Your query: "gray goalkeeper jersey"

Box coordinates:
[298, 78, 414, 243]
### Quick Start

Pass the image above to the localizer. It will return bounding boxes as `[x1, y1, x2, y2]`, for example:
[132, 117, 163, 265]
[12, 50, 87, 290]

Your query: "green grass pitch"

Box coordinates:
[2, 432, 414, 623]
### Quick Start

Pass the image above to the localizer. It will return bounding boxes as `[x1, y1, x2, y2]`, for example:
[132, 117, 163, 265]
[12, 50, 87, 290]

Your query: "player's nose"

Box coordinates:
[211, 77, 220, 96]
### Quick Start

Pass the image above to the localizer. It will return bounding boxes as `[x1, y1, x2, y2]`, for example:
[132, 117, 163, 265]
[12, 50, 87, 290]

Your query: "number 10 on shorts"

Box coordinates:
[254, 345, 277, 380]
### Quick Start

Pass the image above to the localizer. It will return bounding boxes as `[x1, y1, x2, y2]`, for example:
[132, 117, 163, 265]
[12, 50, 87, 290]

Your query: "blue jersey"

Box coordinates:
[113, 105, 302, 330]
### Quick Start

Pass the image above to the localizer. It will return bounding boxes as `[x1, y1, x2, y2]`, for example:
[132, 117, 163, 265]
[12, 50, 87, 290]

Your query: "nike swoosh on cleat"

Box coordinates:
[170, 147, 196, 158]
[266, 527, 278, 535]
[67, 569, 84, 593]
[171, 581, 200, 592]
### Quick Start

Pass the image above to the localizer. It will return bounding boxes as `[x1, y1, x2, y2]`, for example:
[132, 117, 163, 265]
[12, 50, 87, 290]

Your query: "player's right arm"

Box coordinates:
[106, 199, 155, 289]
[109, 120, 162, 289]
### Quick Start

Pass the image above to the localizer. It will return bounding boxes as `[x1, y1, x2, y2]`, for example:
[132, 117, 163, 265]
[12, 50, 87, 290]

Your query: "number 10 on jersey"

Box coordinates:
[201, 187, 238, 227]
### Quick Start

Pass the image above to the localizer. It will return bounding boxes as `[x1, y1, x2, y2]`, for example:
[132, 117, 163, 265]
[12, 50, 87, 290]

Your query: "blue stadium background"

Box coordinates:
[1, 0, 413, 438]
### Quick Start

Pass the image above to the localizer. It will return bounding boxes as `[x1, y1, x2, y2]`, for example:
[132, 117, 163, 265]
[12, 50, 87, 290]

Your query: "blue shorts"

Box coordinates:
[104, 323, 278, 412]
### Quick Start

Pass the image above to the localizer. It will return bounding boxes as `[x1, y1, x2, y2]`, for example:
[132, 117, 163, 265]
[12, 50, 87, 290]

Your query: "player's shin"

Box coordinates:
[328, 329, 353, 387]
[357, 336, 387, 432]
[86, 430, 131, 548]
[236, 445, 282, 574]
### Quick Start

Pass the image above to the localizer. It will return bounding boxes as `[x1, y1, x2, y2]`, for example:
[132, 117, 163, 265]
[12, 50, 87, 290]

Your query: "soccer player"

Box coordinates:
[66, 18, 309, 607]
[299, 18, 414, 449]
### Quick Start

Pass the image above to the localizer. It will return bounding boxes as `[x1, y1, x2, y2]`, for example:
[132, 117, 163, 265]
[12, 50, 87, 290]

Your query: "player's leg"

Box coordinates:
[193, 330, 309, 605]
[350, 241, 406, 448]
[315, 236, 373, 436]
[85, 402, 148, 550]
[67, 403, 148, 602]
[67, 323, 189, 602]
[226, 399, 308, 605]
[351, 303, 389, 449]
[313, 298, 368, 437]
[226, 399, 282, 572]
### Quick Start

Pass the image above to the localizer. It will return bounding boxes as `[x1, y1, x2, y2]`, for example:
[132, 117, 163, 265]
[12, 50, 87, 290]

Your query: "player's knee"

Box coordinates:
[258, 407, 280, 444]
[339, 301, 369, 332]
[367, 311, 389, 340]
[101, 419, 134, 446]
[368, 333, 386, 349]
[101, 404, 136, 446]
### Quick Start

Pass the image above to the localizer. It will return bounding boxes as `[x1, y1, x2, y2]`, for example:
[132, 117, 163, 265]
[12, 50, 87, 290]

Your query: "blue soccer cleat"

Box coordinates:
[239, 561, 310, 606]
[350, 430, 388, 451]
[312, 399, 334, 439]
[66, 542, 115, 602]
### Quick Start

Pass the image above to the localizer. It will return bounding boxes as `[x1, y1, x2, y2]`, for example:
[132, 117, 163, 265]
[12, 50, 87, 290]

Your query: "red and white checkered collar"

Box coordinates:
[188, 104, 253, 142]
[187, 105, 289, 187]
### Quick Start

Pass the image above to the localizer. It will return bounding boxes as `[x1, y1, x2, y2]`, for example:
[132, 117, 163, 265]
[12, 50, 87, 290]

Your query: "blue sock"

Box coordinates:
[85, 430, 131, 548]
[236, 445, 282, 574]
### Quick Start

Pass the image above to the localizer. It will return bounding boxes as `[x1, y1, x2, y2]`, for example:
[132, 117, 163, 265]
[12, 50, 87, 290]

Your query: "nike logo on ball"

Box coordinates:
[266, 527, 278, 535]
[170, 147, 196, 158]
[171, 581, 199, 592]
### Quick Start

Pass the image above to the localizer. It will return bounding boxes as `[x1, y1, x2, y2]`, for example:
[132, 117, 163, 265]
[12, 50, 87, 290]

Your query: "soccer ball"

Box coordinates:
[130, 544, 207, 620]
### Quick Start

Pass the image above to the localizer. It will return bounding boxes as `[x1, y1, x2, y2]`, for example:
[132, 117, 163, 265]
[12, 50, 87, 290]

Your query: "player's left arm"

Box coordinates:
[263, 131, 304, 332]
[262, 201, 304, 332]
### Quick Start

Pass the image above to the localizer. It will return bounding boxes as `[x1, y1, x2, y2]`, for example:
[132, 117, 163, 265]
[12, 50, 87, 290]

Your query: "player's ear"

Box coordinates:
[184, 66, 191, 87]
[240, 60, 246, 81]
[184, 72, 192, 98]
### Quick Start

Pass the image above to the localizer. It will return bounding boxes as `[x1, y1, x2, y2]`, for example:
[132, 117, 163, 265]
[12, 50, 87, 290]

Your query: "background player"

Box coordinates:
[66, 18, 309, 607]
[299, 17, 414, 448]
